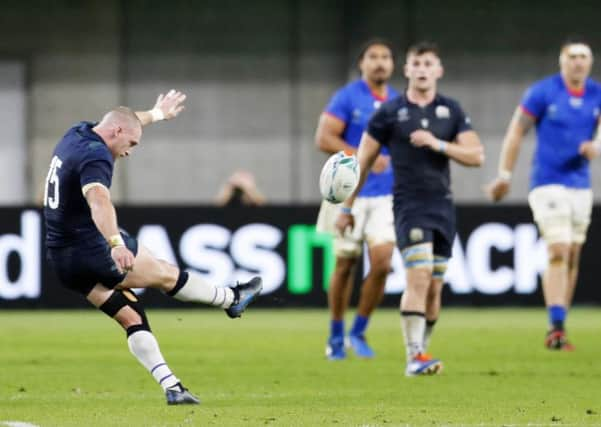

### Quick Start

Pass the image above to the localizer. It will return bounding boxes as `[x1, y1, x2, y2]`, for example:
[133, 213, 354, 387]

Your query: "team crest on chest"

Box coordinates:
[435, 105, 450, 118]
[421, 118, 429, 128]
[374, 100, 382, 109]
[397, 107, 410, 122]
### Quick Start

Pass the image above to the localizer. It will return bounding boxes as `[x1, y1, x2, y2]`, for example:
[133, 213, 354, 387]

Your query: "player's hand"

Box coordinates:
[578, 141, 600, 161]
[409, 130, 437, 150]
[111, 246, 135, 274]
[335, 212, 354, 236]
[371, 154, 390, 173]
[153, 89, 187, 120]
[485, 178, 510, 202]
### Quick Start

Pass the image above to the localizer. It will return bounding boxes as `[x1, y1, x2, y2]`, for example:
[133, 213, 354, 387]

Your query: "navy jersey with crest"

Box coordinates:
[44, 121, 114, 248]
[367, 93, 472, 203]
[367, 93, 472, 254]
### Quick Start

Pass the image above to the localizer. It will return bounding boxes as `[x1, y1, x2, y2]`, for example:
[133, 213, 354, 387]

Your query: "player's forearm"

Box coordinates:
[135, 109, 164, 127]
[89, 196, 121, 244]
[315, 133, 356, 155]
[343, 138, 379, 208]
[497, 131, 522, 176]
[443, 142, 484, 167]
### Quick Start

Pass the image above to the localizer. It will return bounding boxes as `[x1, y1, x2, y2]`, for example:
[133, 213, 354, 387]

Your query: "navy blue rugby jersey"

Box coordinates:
[44, 121, 114, 247]
[367, 93, 472, 202]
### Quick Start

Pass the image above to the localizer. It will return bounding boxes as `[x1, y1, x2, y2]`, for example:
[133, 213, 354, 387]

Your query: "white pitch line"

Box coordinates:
[2, 421, 40, 427]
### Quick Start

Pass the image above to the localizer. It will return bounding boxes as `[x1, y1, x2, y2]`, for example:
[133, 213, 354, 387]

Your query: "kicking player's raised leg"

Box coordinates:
[400, 242, 442, 376]
[348, 242, 393, 358]
[87, 284, 200, 405]
[119, 245, 262, 318]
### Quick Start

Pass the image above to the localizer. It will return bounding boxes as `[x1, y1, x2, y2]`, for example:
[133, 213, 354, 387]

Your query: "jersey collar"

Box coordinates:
[361, 79, 389, 101]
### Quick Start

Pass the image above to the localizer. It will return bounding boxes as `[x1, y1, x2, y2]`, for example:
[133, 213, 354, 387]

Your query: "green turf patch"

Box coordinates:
[0, 308, 600, 426]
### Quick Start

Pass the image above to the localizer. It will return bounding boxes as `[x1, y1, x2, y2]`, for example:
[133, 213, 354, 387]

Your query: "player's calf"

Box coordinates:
[98, 289, 200, 404]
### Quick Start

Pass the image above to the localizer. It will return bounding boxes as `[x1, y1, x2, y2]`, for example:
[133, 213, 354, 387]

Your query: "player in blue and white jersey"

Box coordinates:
[315, 39, 399, 360]
[43, 90, 262, 405]
[339, 42, 484, 375]
[487, 39, 601, 351]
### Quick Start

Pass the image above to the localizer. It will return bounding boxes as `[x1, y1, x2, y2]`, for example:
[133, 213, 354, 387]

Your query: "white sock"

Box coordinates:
[127, 330, 180, 391]
[171, 270, 235, 308]
[401, 312, 426, 360]
[423, 319, 437, 352]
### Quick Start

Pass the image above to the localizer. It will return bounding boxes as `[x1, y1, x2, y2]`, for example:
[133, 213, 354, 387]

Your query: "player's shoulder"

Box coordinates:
[585, 77, 601, 94]
[526, 74, 561, 94]
[433, 93, 465, 112]
[67, 122, 112, 162]
[378, 94, 406, 114]
[334, 79, 365, 97]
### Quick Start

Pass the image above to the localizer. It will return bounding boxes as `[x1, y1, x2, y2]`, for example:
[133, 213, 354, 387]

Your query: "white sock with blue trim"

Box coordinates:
[127, 330, 180, 391]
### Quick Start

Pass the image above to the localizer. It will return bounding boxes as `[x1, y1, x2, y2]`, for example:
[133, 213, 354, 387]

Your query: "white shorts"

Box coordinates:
[316, 195, 396, 257]
[528, 185, 593, 244]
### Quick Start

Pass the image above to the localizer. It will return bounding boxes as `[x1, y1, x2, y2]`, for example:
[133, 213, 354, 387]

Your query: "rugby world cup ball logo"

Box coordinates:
[319, 151, 360, 204]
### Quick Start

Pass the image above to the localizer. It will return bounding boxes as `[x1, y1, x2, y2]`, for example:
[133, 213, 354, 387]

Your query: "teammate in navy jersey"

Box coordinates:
[43, 90, 262, 405]
[339, 42, 483, 375]
[487, 39, 601, 351]
[315, 39, 398, 360]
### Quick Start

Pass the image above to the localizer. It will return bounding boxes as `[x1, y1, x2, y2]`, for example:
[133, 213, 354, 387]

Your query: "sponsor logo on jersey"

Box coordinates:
[397, 107, 409, 122]
[435, 105, 450, 118]
[569, 97, 583, 108]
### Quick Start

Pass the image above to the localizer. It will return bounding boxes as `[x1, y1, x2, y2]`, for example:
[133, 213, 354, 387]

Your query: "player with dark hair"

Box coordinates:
[487, 38, 601, 350]
[43, 90, 262, 404]
[315, 38, 399, 360]
[338, 41, 484, 375]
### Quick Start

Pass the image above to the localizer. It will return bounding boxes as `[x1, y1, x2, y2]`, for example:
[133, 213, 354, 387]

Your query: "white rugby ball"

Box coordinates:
[319, 151, 360, 204]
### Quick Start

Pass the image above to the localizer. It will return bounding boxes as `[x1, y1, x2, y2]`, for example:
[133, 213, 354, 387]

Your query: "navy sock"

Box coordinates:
[548, 305, 566, 331]
[350, 315, 369, 337]
[330, 320, 344, 340]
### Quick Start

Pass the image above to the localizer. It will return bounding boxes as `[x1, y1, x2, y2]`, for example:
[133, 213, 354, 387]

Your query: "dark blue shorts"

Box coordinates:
[47, 231, 138, 296]
[394, 201, 455, 258]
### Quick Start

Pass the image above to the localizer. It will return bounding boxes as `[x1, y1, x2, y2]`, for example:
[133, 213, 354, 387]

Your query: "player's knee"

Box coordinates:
[334, 256, 356, 277]
[155, 260, 179, 289]
[547, 243, 569, 265]
[98, 289, 151, 336]
[568, 246, 582, 269]
[369, 256, 391, 278]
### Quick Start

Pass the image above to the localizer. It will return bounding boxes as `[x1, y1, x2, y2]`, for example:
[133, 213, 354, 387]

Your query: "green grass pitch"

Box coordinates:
[1, 308, 600, 426]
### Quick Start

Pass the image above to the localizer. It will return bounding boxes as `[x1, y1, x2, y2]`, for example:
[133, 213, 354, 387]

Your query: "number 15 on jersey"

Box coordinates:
[44, 155, 63, 209]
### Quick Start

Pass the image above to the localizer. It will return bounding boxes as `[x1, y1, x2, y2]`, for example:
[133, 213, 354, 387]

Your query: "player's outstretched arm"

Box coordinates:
[315, 114, 389, 173]
[485, 106, 534, 201]
[135, 89, 187, 126]
[335, 132, 381, 235]
[315, 114, 356, 154]
[84, 185, 134, 273]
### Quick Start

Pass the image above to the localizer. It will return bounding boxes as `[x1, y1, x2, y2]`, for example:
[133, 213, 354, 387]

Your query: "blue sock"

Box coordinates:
[330, 320, 344, 340]
[350, 315, 369, 337]
[548, 305, 566, 331]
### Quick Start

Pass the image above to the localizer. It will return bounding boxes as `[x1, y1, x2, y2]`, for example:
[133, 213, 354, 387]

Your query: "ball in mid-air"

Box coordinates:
[319, 150, 360, 204]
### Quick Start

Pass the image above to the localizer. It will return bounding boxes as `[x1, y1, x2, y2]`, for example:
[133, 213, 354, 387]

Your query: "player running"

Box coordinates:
[487, 39, 601, 350]
[43, 90, 262, 404]
[315, 39, 399, 360]
[338, 42, 484, 375]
